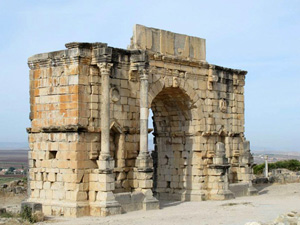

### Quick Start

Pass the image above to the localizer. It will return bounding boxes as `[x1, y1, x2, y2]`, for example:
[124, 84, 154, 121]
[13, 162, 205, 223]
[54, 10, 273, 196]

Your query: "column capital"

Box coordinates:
[97, 62, 113, 75]
[139, 68, 149, 80]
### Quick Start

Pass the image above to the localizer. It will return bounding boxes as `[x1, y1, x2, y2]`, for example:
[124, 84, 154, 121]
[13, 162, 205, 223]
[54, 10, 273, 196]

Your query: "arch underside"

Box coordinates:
[151, 87, 196, 200]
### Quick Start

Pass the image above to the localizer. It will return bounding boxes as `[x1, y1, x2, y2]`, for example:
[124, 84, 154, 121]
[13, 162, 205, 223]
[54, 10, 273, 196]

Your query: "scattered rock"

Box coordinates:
[33, 211, 44, 222]
[253, 177, 269, 184]
[0, 180, 27, 197]
[0, 208, 6, 215]
[245, 211, 300, 225]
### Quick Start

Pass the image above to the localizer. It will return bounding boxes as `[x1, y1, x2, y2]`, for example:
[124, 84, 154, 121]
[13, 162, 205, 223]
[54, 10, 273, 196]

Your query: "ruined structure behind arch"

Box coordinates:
[26, 24, 256, 217]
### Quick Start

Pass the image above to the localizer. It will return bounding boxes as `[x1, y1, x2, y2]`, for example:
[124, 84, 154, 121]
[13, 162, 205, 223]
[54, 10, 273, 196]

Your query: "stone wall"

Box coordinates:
[26, 25, 255, 217]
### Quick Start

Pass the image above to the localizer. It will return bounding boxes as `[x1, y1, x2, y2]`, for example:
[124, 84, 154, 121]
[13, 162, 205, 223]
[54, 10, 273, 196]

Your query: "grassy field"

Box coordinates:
[0, 150, 27, 186]
[0, 177, 19, 185]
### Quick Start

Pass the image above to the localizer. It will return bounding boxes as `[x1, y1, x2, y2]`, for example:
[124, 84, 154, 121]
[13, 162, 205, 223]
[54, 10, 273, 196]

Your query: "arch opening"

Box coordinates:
[150, 87, 194, 201]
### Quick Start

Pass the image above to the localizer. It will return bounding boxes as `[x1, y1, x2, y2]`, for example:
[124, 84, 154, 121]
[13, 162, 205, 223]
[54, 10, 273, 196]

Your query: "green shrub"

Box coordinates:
[0, 211, 14, 218]
[20, 205, 36, 223]
[22, 177, 28, 183]
[253, 159, 300, 175]
[8, 167, 15, 172]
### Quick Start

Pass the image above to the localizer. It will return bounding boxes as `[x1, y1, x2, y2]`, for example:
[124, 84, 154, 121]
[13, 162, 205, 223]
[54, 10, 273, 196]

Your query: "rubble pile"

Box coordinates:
[0, 180, 27, 196]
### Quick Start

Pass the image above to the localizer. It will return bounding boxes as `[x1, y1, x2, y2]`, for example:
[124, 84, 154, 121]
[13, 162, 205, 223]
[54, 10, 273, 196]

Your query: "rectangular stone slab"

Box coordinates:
[130, 24, 206, 61]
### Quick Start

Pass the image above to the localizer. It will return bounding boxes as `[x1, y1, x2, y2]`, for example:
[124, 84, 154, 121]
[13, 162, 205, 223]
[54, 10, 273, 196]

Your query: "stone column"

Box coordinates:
[97, 62, 114, 171]
[264, 155, 269, 178]
[136, 68, 152, 169]
[139, 68, 149, 160]
[90, 62, 121, 217]
[135, 68, 159, 210]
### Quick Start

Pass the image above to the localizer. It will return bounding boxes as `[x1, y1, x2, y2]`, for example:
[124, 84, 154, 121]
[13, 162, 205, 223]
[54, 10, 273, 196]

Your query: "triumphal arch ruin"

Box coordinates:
[26, 25, 256, 217]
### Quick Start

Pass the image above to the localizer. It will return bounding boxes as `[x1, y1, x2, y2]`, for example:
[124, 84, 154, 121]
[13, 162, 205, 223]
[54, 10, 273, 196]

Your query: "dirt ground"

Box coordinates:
[22, 183, 298, 225]
[0, 194, 27, 214]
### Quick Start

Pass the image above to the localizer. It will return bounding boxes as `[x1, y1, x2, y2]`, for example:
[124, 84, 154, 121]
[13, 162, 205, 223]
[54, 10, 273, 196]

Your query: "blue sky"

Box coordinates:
[0, 0, 299, 151]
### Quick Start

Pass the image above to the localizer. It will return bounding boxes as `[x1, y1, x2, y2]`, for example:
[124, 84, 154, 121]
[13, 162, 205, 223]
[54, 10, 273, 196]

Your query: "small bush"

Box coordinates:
[22, 177, 28, 183]
[0, 211, 14, 218]
[8, 167, 16, 173]
[20, 205, 36, 223]
[253, 159, 300, 175]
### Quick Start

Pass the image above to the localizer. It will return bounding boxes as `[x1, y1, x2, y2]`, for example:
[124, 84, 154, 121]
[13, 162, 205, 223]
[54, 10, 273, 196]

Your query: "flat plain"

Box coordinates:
[0, 150, 28, 169]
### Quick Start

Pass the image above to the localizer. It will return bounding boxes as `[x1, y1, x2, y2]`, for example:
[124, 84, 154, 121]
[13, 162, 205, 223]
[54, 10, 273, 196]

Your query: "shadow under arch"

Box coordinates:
[148, 76, 205, 122]
[149, 85, 196, 201]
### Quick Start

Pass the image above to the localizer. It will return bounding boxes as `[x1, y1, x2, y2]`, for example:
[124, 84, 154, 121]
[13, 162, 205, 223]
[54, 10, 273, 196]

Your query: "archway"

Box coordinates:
[150, 87, 194, 201]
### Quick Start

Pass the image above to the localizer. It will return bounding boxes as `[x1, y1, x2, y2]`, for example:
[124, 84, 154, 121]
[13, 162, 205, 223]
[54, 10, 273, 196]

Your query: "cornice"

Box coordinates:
[148, 52, 247, 76]
[28, 42, 112, 70]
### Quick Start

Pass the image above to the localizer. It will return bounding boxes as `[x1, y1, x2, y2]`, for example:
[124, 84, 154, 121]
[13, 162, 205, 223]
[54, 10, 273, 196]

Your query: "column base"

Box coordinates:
[90, 200, 121, 217]
[26, 199, 90, 217]
[141, 189, 159, 210]
[97, 158, 114, 172]
[248, 185, 258, 196]
[143, 197, 159, 210]
[210, 189, 235, 200]
[136, 155, 153, 171]
[180, 190, 206, 201]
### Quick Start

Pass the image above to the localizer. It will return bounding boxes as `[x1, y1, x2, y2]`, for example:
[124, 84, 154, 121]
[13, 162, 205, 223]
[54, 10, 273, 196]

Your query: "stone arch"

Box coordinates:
[148, 76, 204, 121]
[148, 76, 205, 201]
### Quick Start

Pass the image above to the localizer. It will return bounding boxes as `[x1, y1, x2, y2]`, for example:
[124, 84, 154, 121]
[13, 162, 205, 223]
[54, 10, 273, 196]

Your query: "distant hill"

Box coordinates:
[252, 149, 300, 156]
[0, 142, 29, 150]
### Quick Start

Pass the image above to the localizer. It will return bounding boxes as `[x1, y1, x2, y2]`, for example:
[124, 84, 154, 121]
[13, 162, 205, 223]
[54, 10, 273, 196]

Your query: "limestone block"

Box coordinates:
[48, 173, 56, 182]
[51, 206, 64, 216]
[131, 192, 145, 203]
[99, 182, 115, 192]
[97, 159, 114, 171]
[139, 180, 153, 189]
[51, 182, 63, 190]
[52, 190, 65, 200]
[35, 181, 43, 189]
[98, 174, 115, 183]
[75, 191, 87, 201]
[36, 172, 43, 181]
[157, 181, 167, 188]
[64, 182, 76, 191]
[130, 24, 206, 61]
[129, 180, 139, 188]
[208, 169, 223, 176]
[43, 205, 52, 216]
[89, 174, 98, 182]
[114, 192, 131, 204]
[135, 157, 153, 169]
[32, 189, 40, 198]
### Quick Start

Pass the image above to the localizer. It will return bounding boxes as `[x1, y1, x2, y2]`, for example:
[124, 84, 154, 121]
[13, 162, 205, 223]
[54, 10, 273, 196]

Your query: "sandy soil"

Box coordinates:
[32, 183, 300, 225]
[0, 194, 27, 214]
